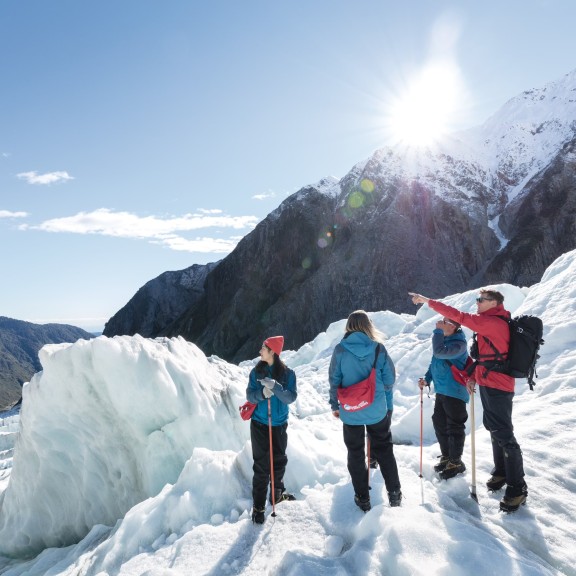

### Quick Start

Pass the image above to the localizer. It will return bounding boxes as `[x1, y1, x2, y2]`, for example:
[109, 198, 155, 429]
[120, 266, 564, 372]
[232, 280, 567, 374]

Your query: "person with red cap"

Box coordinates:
[245, 335, 298, 524]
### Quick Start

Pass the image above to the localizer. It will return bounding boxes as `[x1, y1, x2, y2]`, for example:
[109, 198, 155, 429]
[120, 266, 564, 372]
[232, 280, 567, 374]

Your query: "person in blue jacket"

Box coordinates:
[246, 335, 297, 524]
[329, 310, 402, 511]
[418, 317, 470, 480]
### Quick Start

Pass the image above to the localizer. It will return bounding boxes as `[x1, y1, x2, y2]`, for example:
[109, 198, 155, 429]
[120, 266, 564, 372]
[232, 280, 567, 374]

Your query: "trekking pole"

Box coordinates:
[268, 398, 277, 517]
[470, 387, 478, 502]
[419, 385, 423, 479]
[367, 434, 371, 490]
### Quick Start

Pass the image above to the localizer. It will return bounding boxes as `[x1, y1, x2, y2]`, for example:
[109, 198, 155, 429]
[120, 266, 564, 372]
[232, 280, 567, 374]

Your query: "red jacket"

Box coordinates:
[428, 300, 515, 392]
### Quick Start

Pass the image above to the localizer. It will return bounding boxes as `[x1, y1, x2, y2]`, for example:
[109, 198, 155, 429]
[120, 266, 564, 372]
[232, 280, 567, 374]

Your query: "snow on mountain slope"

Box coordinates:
[341, 69, 576, 221]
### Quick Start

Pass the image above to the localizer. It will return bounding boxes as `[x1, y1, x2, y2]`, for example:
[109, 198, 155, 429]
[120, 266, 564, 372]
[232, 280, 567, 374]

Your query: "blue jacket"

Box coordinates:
[329, 332, 395, 425]
[246, 363, 297, 426]
[424, 329, 469, 403]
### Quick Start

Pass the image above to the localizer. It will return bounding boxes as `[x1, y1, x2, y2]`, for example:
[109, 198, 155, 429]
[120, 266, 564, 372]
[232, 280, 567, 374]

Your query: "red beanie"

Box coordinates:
[264, 336, 284, 356]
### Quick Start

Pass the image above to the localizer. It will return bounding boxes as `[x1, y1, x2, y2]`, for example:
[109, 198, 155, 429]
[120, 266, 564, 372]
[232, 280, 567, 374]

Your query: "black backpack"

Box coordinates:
[470, 315, 544, 390]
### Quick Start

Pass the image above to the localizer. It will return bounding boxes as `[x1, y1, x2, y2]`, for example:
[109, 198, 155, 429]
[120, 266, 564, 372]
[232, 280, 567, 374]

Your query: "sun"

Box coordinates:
[386, 63, 464, 147]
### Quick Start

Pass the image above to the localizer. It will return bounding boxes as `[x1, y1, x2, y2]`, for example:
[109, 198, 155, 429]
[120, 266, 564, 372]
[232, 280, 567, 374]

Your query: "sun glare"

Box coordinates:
[387, 63, 463, 147]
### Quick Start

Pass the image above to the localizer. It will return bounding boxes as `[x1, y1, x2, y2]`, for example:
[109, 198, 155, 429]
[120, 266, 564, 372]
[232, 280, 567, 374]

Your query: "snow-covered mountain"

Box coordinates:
[1, 249, 575, 575]
[104, 71, 576, 364]
[346, 68, 576, 217]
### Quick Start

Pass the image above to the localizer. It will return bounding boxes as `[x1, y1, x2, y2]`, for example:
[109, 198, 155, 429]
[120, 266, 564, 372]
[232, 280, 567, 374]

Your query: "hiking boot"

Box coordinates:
[486, 474, 506, 492]
[369, 457, 378, 469]
[500, 482, 528, 513]
[388, 490, 402, 507]
[251, 507, 265, 524]
[439, 459, 466, 480]
[354, 494, 371, 512]
[433, 456, 450, 473]
[270, 489, 296, 504]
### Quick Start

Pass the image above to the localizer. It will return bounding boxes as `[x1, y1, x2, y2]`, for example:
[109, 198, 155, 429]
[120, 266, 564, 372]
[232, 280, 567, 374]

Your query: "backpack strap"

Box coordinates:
[471, 316, 509, 377]
[372, 344, 381, 368]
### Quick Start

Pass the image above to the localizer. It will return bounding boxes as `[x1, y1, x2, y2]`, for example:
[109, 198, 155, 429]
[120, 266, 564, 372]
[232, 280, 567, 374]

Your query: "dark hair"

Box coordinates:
[480, 289, 504, 305]
[443, 318, 462, 331]
[255, 352, 287, 381]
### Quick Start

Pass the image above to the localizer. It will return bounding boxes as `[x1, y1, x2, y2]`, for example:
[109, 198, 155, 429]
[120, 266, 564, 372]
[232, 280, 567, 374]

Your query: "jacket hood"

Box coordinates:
[445, 330, 467, 344]
[482, 304, 511, 319]
[340, 331, 376, 360]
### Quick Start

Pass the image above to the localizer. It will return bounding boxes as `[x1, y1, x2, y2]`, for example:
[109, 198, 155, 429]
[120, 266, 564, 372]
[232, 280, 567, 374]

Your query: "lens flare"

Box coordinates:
[386, 61, 465, 147]
[317, 229, 334, 249]
[348, 191, 365, 209]
[360, 179, 375, 193]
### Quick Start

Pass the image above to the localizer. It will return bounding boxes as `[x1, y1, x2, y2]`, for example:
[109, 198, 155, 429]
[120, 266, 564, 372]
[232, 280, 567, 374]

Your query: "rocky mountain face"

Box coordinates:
[162, 172, 502, 362]
[483, 136, 576, 285]
[103, 262, 218, 338]
[105, 70, 576, 363]
[0, 318, 93, 411]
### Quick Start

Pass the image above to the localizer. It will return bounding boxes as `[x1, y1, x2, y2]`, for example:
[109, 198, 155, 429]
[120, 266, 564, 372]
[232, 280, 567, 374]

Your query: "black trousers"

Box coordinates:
[479, 385, 525, 487]
[343, 412, 401, 499]
[432, 393, 468, 462]
[250, 419, 288, 509]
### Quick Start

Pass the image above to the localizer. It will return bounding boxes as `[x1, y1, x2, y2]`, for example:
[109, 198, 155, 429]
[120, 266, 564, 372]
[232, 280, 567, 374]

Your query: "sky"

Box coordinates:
[1, 249, 575, 575]
[2, 0, 576, 333]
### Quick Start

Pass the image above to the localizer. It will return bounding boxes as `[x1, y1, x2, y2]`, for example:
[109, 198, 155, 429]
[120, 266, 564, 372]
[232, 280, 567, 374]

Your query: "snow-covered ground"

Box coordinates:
[1, 250, 575, 575]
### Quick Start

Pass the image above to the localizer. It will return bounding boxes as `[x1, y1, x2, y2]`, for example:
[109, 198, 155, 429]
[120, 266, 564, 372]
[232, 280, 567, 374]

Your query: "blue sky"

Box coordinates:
[2, 0, 576, 333]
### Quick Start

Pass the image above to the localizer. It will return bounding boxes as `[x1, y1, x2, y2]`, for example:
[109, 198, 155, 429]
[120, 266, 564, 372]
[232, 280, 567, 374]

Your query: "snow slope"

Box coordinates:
[1, 250, 575, 575]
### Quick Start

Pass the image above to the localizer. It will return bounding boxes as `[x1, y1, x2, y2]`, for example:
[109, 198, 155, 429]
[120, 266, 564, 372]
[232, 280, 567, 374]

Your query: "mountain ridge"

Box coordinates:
[104, 69, 576, 362]
[0, 317, 94, 411]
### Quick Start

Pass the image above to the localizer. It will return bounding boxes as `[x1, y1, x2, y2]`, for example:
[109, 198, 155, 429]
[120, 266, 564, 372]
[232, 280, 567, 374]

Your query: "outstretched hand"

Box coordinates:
[408, 292, 429, 305]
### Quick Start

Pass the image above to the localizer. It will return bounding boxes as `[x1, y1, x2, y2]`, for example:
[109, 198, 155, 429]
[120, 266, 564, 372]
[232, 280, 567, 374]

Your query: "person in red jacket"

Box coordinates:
[409, 289, 528, 512]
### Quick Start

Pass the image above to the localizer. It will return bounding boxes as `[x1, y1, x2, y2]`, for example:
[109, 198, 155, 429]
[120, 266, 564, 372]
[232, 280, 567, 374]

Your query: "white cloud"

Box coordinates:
[154, 236, 240, 253]
[24, 208, 259, 253]
[17, 171, 74, 185]
[0, 210, 28, 218]
[252, 191, 276, 200]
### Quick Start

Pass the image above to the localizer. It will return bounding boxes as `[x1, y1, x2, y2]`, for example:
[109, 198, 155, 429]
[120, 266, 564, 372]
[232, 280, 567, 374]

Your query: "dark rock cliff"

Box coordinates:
[162, 168, 502, 362]
[483, 136, 576, 286]
[104, 68, 576, 363]
[103, 262, 218, 338]
[103, 142, 576, 364]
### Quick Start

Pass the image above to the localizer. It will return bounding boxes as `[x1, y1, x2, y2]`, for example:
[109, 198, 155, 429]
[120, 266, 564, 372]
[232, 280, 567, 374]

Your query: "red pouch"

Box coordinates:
[239, 401, 257, 421]
[337, 345, 380, 412]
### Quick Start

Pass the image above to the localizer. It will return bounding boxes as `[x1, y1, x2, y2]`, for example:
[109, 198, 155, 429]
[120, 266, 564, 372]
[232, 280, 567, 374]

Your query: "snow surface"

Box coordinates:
[1, 250, 576, 575]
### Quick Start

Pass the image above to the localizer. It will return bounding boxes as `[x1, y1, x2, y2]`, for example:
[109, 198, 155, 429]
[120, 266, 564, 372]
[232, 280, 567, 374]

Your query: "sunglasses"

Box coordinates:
[441, 319, 459, 327]
[476, 297, 495, 303]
